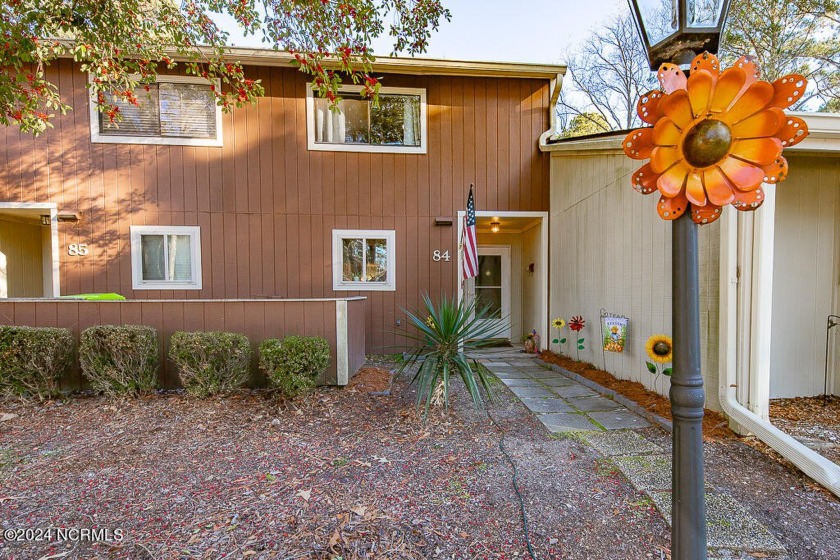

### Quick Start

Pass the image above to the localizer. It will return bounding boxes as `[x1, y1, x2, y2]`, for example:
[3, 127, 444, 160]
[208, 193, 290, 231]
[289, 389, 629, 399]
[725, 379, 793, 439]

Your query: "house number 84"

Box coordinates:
[432, 250, 451, 262]
[68, 243, 89, 256]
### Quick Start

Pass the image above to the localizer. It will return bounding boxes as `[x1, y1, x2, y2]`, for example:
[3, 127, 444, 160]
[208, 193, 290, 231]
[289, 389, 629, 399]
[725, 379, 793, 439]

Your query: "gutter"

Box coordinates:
[538, 73, 565, 146]
[719, 210, 840, 498]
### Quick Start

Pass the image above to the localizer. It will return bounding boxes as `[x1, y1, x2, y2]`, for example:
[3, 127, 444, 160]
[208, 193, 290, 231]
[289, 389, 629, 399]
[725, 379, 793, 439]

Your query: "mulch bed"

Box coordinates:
[538, 351, 735, 440]
[0, 364, 673, 560]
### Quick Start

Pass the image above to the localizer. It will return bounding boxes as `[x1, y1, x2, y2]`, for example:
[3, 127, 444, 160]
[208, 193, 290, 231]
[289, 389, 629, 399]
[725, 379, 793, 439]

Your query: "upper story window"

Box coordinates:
[306, 84, 427, 154]
[130, 226, 202, 290]
[90, 76, 223, 147]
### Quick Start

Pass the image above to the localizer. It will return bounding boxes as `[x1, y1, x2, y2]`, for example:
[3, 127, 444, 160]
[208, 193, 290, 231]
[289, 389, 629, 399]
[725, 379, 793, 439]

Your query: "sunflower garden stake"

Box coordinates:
[551, 317, 567, 354]
[645, 334, 673, 393]
[569, 316, 586, 360]
[623, 50, 808, 560]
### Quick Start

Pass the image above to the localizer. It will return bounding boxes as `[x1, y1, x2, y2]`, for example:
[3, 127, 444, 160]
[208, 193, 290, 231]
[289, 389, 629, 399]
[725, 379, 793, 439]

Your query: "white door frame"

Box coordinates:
[456, 210, 549, 347]
[0, 202, 60, 298]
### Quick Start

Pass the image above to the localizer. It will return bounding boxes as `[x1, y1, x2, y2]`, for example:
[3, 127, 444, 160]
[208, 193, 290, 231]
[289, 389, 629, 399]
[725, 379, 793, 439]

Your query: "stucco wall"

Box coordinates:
[548, 151, 722, 411]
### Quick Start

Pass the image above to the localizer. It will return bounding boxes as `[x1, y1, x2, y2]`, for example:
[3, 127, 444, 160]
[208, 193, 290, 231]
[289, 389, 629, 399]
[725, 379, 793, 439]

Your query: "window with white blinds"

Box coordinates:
[91, 77, 222, 146]
[306, 84, 427, 154]
[130, 226, 202, 290]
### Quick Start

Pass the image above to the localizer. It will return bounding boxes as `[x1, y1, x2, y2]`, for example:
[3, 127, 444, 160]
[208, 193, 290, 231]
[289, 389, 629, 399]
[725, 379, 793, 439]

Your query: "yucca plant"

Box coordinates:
[397, 293, 510, 418]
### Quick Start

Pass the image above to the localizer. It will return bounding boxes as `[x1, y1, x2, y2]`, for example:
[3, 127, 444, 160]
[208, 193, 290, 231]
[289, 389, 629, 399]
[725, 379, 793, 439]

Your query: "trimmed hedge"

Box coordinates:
[169, 331, 251, 397]
[260, 335, 330, 398]
[0, 326, 73, 400]
[80, 325, 158, 396]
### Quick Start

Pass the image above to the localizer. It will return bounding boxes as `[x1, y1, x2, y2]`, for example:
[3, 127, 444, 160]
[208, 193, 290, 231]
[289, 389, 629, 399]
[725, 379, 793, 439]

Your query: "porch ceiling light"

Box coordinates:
[627, 0, 732, 69]
[40, 214, 51, 226]
[490, 221, 500, 233]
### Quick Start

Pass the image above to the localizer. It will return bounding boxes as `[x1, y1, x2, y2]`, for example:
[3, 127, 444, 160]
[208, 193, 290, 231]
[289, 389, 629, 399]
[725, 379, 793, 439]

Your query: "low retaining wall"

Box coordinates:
[0, 297, 366, 390]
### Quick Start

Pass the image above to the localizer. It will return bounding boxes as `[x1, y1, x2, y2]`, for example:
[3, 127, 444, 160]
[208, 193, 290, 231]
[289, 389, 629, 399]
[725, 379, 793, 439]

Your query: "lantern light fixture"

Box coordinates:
[490, 221, 501, 234]
[627, 0, 733, 69]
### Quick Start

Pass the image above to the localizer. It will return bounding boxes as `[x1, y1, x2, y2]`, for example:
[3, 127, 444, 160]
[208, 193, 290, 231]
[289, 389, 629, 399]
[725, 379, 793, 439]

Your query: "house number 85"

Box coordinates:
[432, 250, 451, 262]
[68, 244, 89, 256]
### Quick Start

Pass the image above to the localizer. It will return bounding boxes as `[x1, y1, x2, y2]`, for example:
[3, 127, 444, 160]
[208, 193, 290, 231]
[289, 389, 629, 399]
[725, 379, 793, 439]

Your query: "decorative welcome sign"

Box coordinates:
[601, 310, 629, 353]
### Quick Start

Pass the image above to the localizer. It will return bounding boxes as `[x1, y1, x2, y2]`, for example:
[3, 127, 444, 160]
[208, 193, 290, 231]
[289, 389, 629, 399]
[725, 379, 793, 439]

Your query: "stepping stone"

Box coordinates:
[525, 370, 562, 380]
[540, 377, 577, 388]
[502, 378, 545, 388]
[611, 454, 673, 491]
[509, 386, 557, 399]
[580, 430, 663, 456]
[648, 491, 786, 555]
[589, 410, 652, 430]
[551, 384, 599, 399]
[482, 361, 516, 367]
[538, 412, 602, 433]
[520, 398, 574, 414]
[568, 395, 624, 412]
[490, 369, 532, 379]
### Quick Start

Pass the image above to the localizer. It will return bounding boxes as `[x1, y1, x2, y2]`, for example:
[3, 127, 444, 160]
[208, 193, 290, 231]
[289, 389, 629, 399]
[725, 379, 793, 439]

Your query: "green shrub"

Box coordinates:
[79, 325, 158, 396]
[169, 331, 251, 397]
[259, 335, 330, 398]
[0, 326, 73, 400]
[397, 293, 507, 418]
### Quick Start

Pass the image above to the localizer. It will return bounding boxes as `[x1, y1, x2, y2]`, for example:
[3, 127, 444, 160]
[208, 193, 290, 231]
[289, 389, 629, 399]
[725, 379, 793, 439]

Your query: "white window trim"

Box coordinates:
[332, 229, 396, 292]
[306, 84, 427, 154]
[130, 225, 203, 290]
[89, 75, 223, 147]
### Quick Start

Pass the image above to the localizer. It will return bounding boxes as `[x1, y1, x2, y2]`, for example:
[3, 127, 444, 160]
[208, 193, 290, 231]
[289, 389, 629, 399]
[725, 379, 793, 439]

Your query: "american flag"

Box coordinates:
[462, 186, 478, 279]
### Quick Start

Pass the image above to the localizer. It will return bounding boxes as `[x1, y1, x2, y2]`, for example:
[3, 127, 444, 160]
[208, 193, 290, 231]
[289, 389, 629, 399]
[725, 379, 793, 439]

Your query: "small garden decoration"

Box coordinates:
[551, 317, 567, 353]
[645, 334, 673, 393]
[398, 293, 507, 419]
[523, 328, 540, 354]
[569, 315, 586, 360]
[623, 52, 809, 225]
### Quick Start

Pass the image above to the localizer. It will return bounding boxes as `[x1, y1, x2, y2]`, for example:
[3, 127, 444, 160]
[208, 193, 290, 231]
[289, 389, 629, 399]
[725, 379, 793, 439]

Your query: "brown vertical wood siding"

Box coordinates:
[0, 298, 365, 388]
[0, 61, 551, 352]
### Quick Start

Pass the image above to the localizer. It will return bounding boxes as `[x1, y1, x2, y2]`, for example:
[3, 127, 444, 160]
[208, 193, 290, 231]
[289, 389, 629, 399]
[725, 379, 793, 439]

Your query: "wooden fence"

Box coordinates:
[0, 297, 366, 390]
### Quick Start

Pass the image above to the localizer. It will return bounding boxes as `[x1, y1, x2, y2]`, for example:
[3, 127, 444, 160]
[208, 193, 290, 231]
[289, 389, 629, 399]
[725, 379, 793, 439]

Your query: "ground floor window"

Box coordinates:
[130, 226, 202, 290]
[332, 229, 396, 291]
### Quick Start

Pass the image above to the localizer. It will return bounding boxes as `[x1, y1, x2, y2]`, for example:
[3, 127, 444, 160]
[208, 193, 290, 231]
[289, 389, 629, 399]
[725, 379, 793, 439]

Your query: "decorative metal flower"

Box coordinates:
[569, 316, 586, 332]
[645, 334, 673, 364]
[624, 52, 809, 225]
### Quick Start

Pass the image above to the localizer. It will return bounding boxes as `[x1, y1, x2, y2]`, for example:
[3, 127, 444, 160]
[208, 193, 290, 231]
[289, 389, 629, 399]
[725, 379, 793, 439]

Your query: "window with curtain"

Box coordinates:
[332, 230, 396, 291]
[92, 77, 221, 146]
[130, 226, 202, 290]
[309, 86, 426, 153]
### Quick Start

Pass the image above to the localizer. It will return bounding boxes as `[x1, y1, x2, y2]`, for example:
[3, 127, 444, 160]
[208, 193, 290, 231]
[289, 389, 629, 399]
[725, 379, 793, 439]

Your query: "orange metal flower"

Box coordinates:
[624, 52, 809, 225]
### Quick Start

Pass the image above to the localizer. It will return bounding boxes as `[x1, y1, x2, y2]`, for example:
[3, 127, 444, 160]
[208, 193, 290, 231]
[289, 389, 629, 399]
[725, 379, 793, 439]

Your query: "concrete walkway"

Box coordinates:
[478, 355, 789, 559]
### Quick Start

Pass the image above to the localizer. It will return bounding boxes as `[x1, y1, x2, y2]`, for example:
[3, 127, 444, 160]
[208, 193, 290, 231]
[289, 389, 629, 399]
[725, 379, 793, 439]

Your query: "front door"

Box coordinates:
[468, 246, 511, 340]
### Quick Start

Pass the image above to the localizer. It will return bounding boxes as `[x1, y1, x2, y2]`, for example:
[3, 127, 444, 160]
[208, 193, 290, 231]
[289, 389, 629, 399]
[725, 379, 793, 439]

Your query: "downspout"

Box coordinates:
[719, 209, 840, 498]
[539, 72, 564, 147]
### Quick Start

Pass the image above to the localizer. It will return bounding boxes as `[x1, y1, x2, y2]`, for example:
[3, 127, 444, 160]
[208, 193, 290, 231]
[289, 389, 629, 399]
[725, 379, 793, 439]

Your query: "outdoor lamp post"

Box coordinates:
[626, 1, 732, 559]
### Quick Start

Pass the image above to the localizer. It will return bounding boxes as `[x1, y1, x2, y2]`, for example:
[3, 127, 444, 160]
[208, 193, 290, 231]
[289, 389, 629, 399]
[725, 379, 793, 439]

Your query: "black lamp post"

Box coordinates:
[626, 1, 732, 559]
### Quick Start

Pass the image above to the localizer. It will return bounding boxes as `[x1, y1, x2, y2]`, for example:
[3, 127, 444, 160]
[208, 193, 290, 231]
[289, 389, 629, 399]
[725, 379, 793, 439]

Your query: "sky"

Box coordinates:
[217, 0, 628, 65]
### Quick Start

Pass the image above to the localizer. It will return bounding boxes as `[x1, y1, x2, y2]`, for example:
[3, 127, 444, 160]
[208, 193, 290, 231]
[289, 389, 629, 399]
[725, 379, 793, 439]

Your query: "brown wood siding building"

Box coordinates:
[0, 59, 553, 352]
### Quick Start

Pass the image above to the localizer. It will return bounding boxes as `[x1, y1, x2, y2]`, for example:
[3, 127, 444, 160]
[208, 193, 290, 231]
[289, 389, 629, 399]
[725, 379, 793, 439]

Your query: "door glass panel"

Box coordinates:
[365, 238, 388, 282]
[475, 288, 502, 318]
[476, 255, 501, 286]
